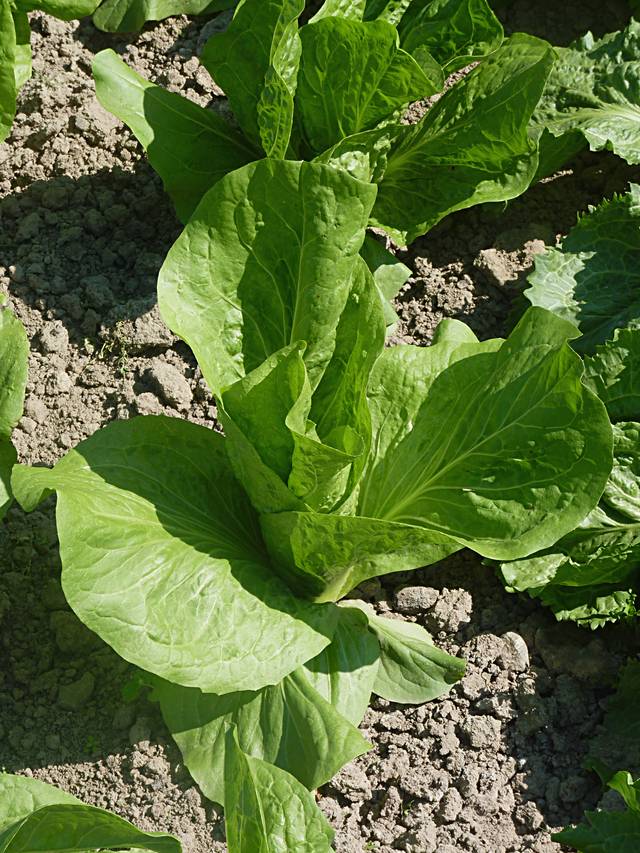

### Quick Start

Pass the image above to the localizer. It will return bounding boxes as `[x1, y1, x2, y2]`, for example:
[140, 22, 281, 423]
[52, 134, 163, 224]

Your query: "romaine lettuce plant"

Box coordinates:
[0, 773, 183, 851]
[0, 304, 27, 519]
[531, 20, 640, 178]
[12, 159, 613, 844]
[92, 0, 552, 245]
[523, 185, 640, 353]
[0, 0, 101, 143]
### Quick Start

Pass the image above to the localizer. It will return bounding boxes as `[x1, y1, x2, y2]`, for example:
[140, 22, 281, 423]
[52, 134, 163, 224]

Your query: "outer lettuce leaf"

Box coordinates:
[524, 186, 640, 354]
[531, 21, 640, 168]
[398, 0, 504, 73]
[302, 604, 379, 725]
[93, 50, 257, 224]
[371, 34, 555, 245]
[501, 424, 640, 626]
[26, 0, 99, 17]
[151, 663, 371, 807]
[93, 0, 234, 32]
[584, 327, 640, 422]
[0, 0, 18, 144]
[11, 11, 30, 91]
[554, 797, 640, 853]
[295, 18, 441, 157]
[11, 416, 337, 695]
[201, 0, 304, 157]
[343, 601, 465, 703]
[224, 730, 334, 853]
[158, 159, 377, 395]
[358, 307, 612, 559]
[0, 774, 181, 852]
[588, 661, 640, 770]
[0, 306, 28, 519]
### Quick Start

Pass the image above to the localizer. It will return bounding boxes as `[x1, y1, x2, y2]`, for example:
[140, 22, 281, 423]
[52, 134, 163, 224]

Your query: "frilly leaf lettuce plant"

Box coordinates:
[0, 0, 100, 143]
[0, 305, 27, 519]
[0, 773, 182, 851]
[92, 0, 552, 245]
[13, 159, 613, 836]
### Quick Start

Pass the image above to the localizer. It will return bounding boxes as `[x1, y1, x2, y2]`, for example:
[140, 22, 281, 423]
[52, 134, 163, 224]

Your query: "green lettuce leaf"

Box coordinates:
[0, 306, 28, 518]
[93, 49, 257, 224]
[0, 774, 181, 852]
[93, 0, 233, 32]
[201, 0, 304, 158]
[0, 0, 18, 144]
[501, 423, 640, 625]
[224, 729, 334, 853]
[158, 159, 377, 395]
[584, 327, 640, 422]
[371, 33, 555, 245]
[531, 21, 640, 169]
[11, 416, 337, 694]
[360, 233, 411, 331]
[524, 186, 640, 354]
[295, 17, 441, 157]
[27, 0, 99, 18]
[309, 0, 366, 21]
[11, 11, 30, 90]
[588, 661, 640, 770]
[363, 0, 412, 26]
[358, 307, 612, 559]
[151, 662, 371, 806]
[554, 800, 640, 853]
[343, 601, 465, 703]
[398, 0, 504, 73]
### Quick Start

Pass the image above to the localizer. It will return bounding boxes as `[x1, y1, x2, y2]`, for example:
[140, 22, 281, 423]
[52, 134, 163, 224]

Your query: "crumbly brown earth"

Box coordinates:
[0, 3, 638, 851]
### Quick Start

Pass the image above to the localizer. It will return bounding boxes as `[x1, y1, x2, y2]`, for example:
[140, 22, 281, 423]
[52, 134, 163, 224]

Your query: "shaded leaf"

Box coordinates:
[93, 0, 234, 33]
[585, 327, 640, 421]
[0, 306, 28, 518]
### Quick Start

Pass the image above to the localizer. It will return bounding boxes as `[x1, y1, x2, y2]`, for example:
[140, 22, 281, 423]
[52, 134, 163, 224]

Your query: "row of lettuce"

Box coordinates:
[1, 0, 640, 850]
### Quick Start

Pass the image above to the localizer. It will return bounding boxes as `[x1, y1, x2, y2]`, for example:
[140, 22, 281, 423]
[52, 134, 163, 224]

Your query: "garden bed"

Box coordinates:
[0, 3, 638, 851]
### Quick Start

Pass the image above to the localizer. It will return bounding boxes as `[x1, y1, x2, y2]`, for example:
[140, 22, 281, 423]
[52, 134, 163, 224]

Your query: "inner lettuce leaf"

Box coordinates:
[397, 0, 504, 73]
[531, 20, 640, 171]
[294, 16, 442, 157]
[158, 159, 377, 395]
[524, 186, 640, 354]
[369, 33, 555, 245]
[0, 773, 182, 852]
[200, 0, 304, 158]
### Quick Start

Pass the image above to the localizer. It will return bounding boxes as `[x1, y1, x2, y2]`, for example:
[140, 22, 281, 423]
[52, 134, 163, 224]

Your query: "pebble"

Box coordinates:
[394, 585, 439, 614]
[58, 672, 95, 710]
[39, 321, 69, 354]
[146, 361, 192, 410]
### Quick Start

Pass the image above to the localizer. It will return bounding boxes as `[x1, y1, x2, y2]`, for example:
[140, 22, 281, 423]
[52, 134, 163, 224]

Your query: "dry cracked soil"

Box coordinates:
[0, 2, 639, 851]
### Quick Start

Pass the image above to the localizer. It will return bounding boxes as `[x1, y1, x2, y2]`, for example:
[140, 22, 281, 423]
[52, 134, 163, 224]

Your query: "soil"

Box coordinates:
[0, 3, 639, 852]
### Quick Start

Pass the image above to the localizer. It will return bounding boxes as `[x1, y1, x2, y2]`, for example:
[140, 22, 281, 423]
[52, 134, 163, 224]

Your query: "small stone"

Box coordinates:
[58, 672, 95, 710]
[50, 611, 100, 655]
[331, 764, 372, 801]
[499, 631, 530, 672]
[425, 587, 473, 634]
[394, 585, 439, 614]
[474, 248, 518, 287]
[24, 395, 48, 423]
[146, 361, 192, 410]
[112, 705, 136, 731]
[83, 275, 114, 309]
[39, 321, 69, 354]
[436, 788, 463, 823]
[129, 715, 152, 745]
[459, 715, 501, 749]
[19, 416, 36, 434]
[135, 392, 164, 416]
